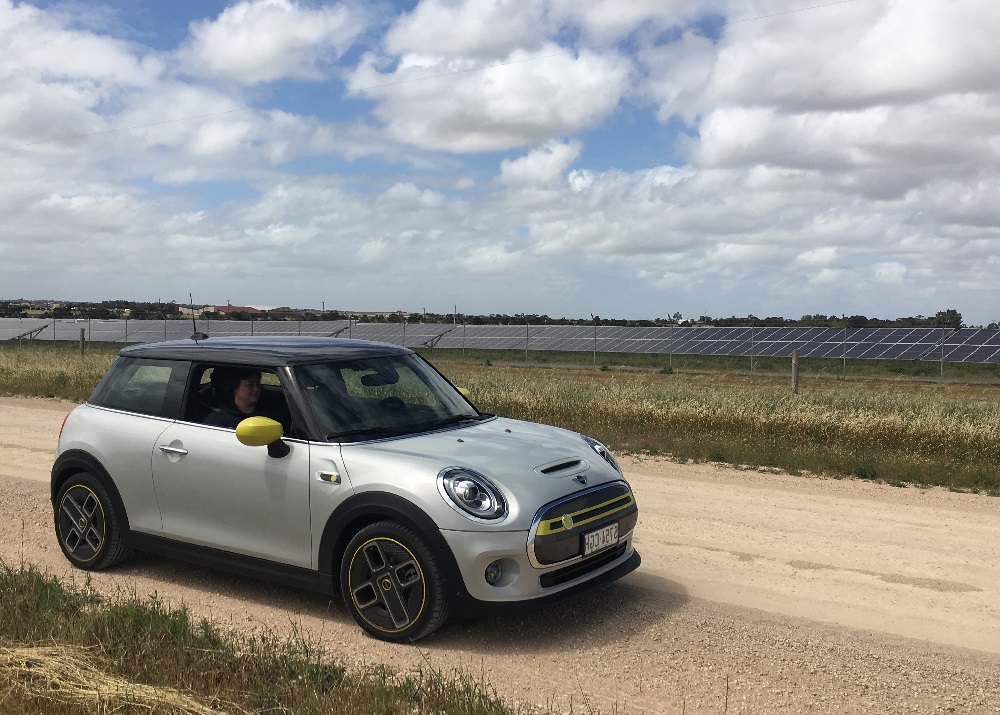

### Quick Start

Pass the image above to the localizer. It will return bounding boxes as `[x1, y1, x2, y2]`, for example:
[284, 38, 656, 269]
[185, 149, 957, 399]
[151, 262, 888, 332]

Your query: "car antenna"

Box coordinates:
[189, 292, 209, 341]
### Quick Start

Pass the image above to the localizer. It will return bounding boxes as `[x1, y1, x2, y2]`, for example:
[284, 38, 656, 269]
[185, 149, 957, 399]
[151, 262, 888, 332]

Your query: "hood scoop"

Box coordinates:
[536, 458, 590, 477]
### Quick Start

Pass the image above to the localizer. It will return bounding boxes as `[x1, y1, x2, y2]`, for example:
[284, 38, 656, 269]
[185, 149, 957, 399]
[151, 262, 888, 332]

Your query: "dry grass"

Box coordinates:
[0, 560, 528, 715]
[3, 342, 998, 492]
[1, 643, 236, 714]
[444, 365, 1000, 493]
[0, 343, 117, 402]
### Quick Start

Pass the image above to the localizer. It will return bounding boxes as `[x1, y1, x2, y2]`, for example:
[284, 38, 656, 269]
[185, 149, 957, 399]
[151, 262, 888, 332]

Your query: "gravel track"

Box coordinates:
[2, 395, 999, 713]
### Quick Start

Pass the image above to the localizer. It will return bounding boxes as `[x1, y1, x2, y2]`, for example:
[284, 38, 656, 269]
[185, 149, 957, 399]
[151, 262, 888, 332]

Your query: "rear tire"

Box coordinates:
[340, 520, 448, 641]
[54, 472, 129, 570]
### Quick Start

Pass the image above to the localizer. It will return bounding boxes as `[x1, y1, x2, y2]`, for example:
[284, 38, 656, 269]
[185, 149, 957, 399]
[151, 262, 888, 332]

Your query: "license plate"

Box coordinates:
[583, 523, 619, 556]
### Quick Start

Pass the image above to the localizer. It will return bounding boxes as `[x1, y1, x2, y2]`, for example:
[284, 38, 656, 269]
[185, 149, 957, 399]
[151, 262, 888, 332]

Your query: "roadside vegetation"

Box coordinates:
[442, 363, 1000, 494]
[0, 559, 521, 715]
[423, 346, 1000, 382]
[3, 341, 998, 493]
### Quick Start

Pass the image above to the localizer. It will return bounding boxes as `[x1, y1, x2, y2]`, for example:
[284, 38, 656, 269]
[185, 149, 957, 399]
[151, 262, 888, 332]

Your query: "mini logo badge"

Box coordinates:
[561, 513, 574, 531]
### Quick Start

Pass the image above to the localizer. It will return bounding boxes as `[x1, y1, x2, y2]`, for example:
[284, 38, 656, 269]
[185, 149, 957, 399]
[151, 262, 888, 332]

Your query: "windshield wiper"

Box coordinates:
[327, 426, 403, 441]
[427, 414, 488, 430]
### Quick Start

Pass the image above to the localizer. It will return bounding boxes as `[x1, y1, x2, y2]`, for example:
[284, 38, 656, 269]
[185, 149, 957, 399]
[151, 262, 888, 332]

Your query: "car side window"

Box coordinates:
[187, 364, 293, 433]
[93, 357, 184, 418]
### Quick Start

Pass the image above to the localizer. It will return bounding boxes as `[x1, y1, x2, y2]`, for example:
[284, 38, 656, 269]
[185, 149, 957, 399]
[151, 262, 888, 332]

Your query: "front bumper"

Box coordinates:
[440, 525, 638, 604]
[446, 548, 641, 618]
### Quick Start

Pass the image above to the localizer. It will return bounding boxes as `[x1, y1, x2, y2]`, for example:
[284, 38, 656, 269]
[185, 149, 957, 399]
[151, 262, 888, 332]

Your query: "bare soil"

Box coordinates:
[2, 395, 999, 714]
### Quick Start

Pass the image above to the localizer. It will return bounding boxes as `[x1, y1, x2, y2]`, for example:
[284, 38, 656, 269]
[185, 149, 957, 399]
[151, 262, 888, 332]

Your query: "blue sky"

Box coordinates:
[2, 0, 999, 324]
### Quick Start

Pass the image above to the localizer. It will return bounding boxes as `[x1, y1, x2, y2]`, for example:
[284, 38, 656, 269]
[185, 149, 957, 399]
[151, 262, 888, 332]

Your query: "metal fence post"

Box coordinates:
[791, 348, 800, 394]
[842, 326, 847, 380]
[524, 315, 529, 365]
[591, 314, 597, 367]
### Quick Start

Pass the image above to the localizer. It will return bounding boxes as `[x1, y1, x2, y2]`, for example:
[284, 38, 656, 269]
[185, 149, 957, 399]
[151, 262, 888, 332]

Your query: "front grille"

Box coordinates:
[540, 544, 627, 588]
[535, 482, 634, 537]
[530, 481, 638, 566]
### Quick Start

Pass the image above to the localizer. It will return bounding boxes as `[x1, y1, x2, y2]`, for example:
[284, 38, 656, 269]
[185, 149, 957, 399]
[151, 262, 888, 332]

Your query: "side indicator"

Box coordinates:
[58, 413, 70, 441]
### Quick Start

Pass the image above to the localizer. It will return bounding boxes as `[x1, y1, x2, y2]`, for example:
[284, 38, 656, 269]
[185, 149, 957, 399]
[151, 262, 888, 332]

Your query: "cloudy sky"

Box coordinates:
[2, 0, 999, 324]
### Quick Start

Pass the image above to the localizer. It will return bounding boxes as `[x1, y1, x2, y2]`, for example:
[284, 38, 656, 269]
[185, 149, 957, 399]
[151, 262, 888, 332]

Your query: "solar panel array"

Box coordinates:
[3, 319, 999, 364]
[0, 318, 350, 343]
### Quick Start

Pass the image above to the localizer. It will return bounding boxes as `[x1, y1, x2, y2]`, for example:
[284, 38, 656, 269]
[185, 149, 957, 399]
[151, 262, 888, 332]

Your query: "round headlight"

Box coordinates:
[582, 435, 622, 474]
[438, 468, 507, 521]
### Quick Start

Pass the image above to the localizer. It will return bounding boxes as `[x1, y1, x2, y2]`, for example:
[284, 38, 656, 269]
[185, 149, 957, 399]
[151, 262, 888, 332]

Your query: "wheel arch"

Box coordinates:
[318, 492, 462, 587]
[51, 450, 131, 531]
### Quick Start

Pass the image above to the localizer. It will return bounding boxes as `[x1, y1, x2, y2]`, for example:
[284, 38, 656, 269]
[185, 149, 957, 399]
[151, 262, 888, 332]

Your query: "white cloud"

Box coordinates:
[3, 0, 1000, 324]
[873, 261, 907, 284]
[499, 141, 581, 186]
[380, 182, 445, 208]
[796, 247, 838, 267]
[178, 0, 364, 84]
[0, 1, 158, 87]
[348, 43, 632, 152]
[458, 244, 523, 273]
[384, 0, 549, 59]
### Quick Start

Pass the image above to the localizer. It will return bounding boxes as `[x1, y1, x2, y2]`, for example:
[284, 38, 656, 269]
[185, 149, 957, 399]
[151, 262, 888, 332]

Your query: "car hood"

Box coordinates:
[337, 416, 625, 530]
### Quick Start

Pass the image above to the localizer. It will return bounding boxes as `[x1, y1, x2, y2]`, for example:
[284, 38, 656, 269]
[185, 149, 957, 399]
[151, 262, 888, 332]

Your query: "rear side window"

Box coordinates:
[92, 357, 185, 418]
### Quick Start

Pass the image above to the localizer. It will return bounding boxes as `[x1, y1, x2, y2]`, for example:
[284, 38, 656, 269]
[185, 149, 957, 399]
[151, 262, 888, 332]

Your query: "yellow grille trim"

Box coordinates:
[536, 493, 635, 536]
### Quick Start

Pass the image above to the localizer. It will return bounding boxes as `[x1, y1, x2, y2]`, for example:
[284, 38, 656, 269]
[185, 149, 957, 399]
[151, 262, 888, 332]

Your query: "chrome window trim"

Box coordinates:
[88, 404, 176, 424]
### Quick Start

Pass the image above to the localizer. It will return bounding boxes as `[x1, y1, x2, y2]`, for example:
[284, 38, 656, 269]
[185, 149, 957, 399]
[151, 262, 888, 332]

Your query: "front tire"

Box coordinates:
[340, 521, 448, 641]
[54, 473, 129, 570]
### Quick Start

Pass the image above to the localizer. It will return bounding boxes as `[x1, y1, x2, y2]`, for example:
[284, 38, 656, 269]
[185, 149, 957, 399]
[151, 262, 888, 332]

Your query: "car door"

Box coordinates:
[150, 421, 312, 568]
[84, 356, 187, 533]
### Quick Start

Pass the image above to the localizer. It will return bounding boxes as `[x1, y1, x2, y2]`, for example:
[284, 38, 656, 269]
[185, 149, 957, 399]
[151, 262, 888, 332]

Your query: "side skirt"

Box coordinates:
[126, 531, 337, 596]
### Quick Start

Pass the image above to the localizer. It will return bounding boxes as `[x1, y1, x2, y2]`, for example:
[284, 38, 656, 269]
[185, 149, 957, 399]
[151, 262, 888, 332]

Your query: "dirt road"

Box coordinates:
[3, 396, 999, 713]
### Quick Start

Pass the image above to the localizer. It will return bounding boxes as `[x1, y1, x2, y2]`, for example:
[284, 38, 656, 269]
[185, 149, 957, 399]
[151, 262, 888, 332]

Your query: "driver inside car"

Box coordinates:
[202, 367, 263, 428]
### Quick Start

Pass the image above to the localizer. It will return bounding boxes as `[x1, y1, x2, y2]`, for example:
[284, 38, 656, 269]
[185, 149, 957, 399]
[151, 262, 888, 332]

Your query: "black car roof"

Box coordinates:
[119, 336, 412, 367]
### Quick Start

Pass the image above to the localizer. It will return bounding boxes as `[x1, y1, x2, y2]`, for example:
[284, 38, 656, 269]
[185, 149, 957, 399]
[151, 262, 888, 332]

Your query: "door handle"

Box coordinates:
[158, 444, 189, 456]
[316, 471, 341, 484]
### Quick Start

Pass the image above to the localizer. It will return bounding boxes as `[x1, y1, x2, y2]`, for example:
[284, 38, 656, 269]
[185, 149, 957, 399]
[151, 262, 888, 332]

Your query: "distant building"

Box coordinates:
[210, 305, 263, 315]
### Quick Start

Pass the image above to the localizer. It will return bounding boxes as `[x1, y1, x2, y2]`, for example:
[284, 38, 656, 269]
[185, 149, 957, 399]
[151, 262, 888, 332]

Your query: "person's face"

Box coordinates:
[233, 375, 261, 413]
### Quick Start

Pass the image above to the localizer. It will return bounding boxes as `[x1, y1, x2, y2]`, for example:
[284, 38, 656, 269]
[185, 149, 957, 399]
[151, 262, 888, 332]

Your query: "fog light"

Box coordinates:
[484, 560, 503, 586]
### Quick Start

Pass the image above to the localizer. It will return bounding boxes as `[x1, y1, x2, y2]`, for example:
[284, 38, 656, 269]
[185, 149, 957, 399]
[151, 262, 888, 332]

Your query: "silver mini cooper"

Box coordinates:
[52, 336, 640, 641]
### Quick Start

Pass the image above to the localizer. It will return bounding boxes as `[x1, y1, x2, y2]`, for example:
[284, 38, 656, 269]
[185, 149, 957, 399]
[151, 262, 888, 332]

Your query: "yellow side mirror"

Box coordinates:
[235, 416, 284, 447]
[458, 387, 471, 399]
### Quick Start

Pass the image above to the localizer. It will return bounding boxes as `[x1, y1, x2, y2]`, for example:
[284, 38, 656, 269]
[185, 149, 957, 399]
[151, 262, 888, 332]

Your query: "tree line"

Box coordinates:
[0, 301, 983, 329]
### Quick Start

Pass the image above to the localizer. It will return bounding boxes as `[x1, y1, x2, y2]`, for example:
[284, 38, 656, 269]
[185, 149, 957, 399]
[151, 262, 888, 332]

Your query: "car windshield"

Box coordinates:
[295, 353, 486, 442]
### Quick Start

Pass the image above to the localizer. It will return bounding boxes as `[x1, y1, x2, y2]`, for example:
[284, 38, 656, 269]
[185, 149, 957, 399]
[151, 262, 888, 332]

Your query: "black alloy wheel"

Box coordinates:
[340, 521, 448, 641]
[55, 473, 129, 570]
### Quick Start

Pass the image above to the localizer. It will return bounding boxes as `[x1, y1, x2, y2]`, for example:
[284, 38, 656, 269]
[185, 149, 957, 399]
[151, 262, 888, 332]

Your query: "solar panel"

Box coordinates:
[3, 318, 1000, 365]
